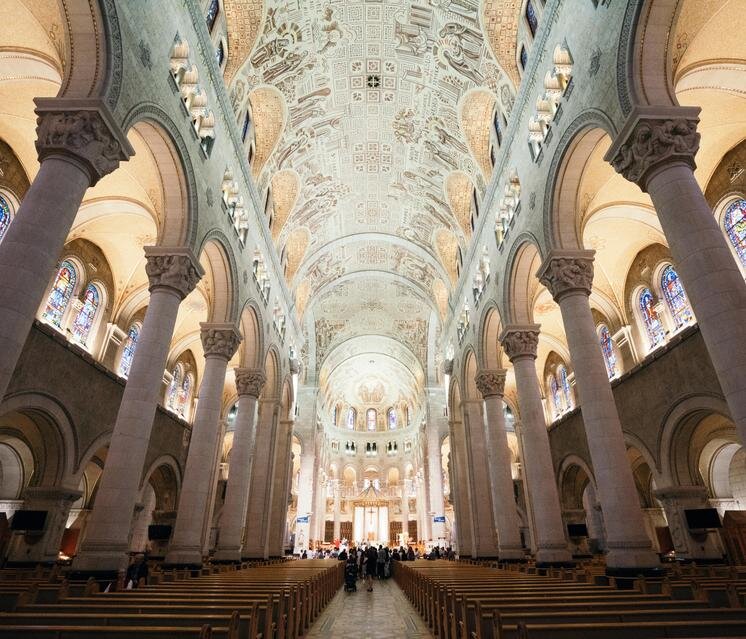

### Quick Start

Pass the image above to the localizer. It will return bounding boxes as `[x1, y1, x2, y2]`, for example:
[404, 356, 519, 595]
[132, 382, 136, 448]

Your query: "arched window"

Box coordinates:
[43, 260, 77, 328]
[367, 408, 377, 431]
[388, 408, 397, 430]
[558, 365, 572, 410]
[178, 373, 194, 419]
[71, 283, 101, 346]
[346, 407, 356, 430]
[0, 194, 13, 243]
[332, 404, 338, 427]
[548, 374, 561, 417]
[119, 323, 141, 378]
[167, 364, 183, 411]
[520, 46, 528, 70]
[205, 0, 220, 33]
[638, 287, 665, 349]
[525, 0, 538, 36]
[723, 199, 746, 267]
[405, 405, 410, 427]
[598, 324, 618, 379]
[660, 265, 693, 329]
[216, 40, 225, 67]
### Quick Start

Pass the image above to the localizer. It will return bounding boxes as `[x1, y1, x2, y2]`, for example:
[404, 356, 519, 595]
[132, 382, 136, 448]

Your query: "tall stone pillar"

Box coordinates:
[332, 480, 341, 542]
[476, 369, 525, 560]
[214, 369, 264, 561]
[165, 325, 241, 567]
[293, 452, 315, 553]
[0, 99, 132, 402]
[426, 420, 446, 544]
[401, 480, 410, 542]
[607, 106, 746, 447]
[462, 399, 500, 558]
[653, 486, 723, 560]
[242, 399, 279, 559]
[7, 486, 83, 565]
[448, 415, 474, 556]
[74, 249, 202, 574]
[416, 470, 430, 541]
[500, 326, 572, 565]
[539, 252, 659, 572]
[268, 418, 295, 557]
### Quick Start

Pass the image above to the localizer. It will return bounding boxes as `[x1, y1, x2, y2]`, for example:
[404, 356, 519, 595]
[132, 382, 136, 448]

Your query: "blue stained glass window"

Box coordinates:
[206, 0, 220, 32]
[558, 365, 572, 410]
[639, 287, 665, 348]
[44, 260, 77, 327]
[346, 408, 355, 430]
[520, 46, 528, 70]
[388, 408, 397, 430]
[661, 265, 692, 328]
[71, 284, 100, 345]
[178, 373, 194, 418]
[216, 40, 225, 67]
[548, 374, 561, 416]
[724, 199, 746, 267]
[167, 365, 182, 411]
[367, 408, 377, 431]
[0, 194, 12, 243]
[119, 323, 140, 378]
[598, 324, 617, 379]
[526, 0, 538, 36]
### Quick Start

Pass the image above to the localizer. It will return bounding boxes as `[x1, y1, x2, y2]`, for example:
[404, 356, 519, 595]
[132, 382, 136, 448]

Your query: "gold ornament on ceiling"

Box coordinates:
[435, 229, 459, 285]
[445, 170, 474, 238]
[480, 0, 521, 86]
[270, 170, 300, 242]
[249, 86, 287, 179]
[222, 0, 266, 85]
[459, 89, 497, 181]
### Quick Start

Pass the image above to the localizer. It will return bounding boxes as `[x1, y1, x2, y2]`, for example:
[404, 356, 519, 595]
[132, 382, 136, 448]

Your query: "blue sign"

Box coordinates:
[296, 516, 309, 524]
[433, 516, 446, 523]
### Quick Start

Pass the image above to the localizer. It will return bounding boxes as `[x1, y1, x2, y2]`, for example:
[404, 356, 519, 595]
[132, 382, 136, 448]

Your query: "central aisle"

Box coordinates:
[306, 575, 433, 639]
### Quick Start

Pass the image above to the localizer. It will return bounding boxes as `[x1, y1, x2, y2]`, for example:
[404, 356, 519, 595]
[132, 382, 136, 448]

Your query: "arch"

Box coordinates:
[198, 232, 239, 323]
[123, 105, 198, 248]
[478, 302, 504, 370]
[545, 113, 617, 251]
[557, 454, 596, 510]
[238, 301, 264, 369]
[140, 454, 181, 511]
[263, 346, 281, 399]
[504, 236, 543, 324]
[461, 349, 479, 401]
[280, 375, 294, 421]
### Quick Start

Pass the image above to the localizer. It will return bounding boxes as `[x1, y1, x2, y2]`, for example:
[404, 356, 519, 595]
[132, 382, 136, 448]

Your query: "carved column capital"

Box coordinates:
[34, 98, 134, 186]
[144, 247, 204, 299]
[604, 106, 701, 190]
[234, 368, 266, 398]
[475, 369, 507, 399]
[200, 323, 241, 360]
[537, 249, 595, 301]
[500, 325, 540, 362]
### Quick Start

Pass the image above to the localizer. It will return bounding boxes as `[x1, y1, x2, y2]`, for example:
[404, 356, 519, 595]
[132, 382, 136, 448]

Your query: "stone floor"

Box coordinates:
[305, 576, 433, 639]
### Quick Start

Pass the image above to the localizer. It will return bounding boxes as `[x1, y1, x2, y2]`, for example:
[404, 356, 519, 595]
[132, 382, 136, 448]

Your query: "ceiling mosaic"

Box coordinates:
[228, 0, 517, 402]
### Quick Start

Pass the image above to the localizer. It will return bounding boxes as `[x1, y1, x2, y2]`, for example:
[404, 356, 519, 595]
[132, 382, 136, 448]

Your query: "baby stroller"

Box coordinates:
[344, 560, 358, 592]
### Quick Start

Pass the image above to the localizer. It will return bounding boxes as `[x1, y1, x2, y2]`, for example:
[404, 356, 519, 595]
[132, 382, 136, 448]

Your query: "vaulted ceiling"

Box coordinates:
[227, 0, 519, 410]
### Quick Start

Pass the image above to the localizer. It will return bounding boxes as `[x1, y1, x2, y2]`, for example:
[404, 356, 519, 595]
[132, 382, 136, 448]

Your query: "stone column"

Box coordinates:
[539, 252, 659, 572]
[242, 399, 279, 559]
[607, 106, 746, 447]
[7, 486, 83, 565]
[653, 486, 723, 560]
[267, 418, 295, 557]
[401, 481, 410, 542]
[74, 250, 202, 573]
[500, 326, 572, 565]
[476, 369, 524, 560]
[165, 325, 241, 567]
[214, 369, 265, 562]
[448, 415, 474, 556]
[461, 398, 500, 558]
[293, 452, 315, 554]
[426, 423, 446, 544]
[0, 99, 132, 402]
[332, 480, 341, 542]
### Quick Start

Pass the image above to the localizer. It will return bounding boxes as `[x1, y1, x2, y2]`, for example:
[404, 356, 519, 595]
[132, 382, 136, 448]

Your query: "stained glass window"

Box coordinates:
[661, 265, 693, 328]
[388, 408, 397, 430]
[215, 40, 224, 67]
[43, 260, 77, 328]
[724, 199, 746, 267]
[332, 405, 338, 427]
[205, 0, 219, 32]
[598, 324, 617, 379]
[639, 287, 665, 348]
[559, 365, 572, 410]
[167, 365, 182, 411]
[346, 408, 355, 430]
[520, 46, 527, 70]
[526, 0, 538, 36]
[367, 408, 377, 431]
[119, 323, 140, 378]
[178, 373, 194, 418]
[548, 374, 561, 416]
[71, 284, 100, 345]
[0, 194, 12, 243]
[241, 112, 250, 142]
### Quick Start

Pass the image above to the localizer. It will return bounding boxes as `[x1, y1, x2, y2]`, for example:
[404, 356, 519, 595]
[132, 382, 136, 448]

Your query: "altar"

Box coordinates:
[352, 485, 389, 543]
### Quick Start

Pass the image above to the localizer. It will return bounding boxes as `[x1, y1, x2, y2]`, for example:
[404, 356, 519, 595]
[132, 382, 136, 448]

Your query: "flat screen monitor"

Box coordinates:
[684, 508, 722, 529]
[147, 524, 172, 540]
[567, 523, 588, 537]
[10, 510, 47, 531]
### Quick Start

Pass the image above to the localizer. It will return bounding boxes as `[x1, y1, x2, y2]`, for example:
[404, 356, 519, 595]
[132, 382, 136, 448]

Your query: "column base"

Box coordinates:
[212, 546, 242, 563]
[605, 566, 666, 579]
[68, 569, 121, 586]
[162, 547, 204, 569]
[605, 545, 661, 571]
[72, 546, 130, 573]
[498, 546, 526, 561]
[535, 546, 573, 565]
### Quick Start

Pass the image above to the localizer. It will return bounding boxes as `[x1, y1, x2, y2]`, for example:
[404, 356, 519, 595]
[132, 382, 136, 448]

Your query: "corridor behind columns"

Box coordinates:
[307, 578, 432, 639]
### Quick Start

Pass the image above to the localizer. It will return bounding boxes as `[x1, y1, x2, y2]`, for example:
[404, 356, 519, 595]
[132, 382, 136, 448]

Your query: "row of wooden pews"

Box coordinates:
[0, 559, 343, 638]
[394, 559, 746, 639]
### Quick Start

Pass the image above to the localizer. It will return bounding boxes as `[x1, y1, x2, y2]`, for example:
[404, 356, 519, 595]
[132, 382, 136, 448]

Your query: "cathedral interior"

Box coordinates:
[1, 0, 746, 637]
